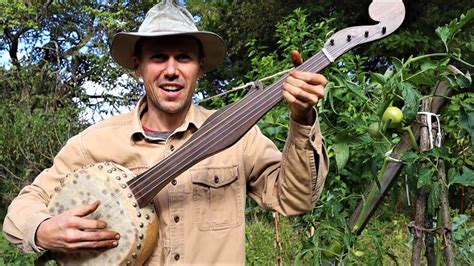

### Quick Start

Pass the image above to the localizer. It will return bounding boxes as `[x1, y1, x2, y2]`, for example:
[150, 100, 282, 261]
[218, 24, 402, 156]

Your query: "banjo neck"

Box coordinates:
[127, 0, 406, 208]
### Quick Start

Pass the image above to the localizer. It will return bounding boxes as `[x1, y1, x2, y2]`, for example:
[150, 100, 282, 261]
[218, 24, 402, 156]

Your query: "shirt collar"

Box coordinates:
[130, 96, 209, 142]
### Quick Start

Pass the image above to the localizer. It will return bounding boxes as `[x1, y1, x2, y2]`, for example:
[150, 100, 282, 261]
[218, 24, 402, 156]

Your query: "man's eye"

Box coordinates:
[177, 54, 192, 62]
[151, 54, 167, 61]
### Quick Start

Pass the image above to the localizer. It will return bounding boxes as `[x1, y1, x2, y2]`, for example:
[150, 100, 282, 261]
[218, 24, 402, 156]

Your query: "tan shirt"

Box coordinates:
[3, 97, 328, 265]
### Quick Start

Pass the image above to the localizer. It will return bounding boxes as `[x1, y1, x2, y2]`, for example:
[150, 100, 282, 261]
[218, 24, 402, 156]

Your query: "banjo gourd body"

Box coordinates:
[48, 162, 158, 265]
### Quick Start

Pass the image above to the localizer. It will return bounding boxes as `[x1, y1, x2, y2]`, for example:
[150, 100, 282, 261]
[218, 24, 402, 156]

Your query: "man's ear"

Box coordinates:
[198, 69, 205, 79]
[133, 56, 142, 76]
[198, 59, 205, 79]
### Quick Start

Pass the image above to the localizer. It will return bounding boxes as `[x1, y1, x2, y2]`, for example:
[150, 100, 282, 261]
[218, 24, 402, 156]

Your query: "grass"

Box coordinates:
[0, 226, 37, 265]
[1, 212, 472, 265]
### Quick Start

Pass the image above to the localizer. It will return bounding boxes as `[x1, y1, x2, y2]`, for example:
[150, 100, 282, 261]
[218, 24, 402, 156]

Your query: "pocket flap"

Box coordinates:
[190, 165, 239, 188]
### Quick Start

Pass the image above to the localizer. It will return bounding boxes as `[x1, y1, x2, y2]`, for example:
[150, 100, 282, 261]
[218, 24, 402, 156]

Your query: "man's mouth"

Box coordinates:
[161, 85, 182, 92]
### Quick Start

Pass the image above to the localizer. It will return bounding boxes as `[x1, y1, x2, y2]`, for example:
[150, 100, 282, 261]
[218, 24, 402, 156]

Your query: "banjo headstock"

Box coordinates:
[322, 0, 405, 62]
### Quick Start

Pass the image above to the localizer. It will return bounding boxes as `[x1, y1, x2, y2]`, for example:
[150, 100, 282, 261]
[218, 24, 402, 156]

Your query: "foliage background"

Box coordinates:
[0, 0, 472, 264]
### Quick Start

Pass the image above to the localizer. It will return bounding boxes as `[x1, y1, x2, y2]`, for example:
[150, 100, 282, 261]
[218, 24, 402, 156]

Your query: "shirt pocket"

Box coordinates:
[190, 165, 244, 231]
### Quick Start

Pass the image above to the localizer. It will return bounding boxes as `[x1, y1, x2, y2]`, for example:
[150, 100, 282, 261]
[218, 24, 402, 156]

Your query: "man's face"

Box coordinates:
[134, 36, 204, 117]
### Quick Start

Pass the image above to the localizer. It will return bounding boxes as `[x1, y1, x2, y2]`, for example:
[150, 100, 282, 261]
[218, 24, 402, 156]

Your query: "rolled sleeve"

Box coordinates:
[247, 109, 328, 216]
[3, 135, 88, 252]
[3, 183, 53, 253]
[25, 210, 51, 252]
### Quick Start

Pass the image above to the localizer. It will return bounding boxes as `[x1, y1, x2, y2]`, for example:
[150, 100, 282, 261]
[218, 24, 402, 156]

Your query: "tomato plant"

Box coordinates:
[207, 6, 473, 265]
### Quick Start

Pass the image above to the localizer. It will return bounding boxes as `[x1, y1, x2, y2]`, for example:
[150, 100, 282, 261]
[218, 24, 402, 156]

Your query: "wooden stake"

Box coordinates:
[411, 98, 431, 266]
[273, 212, 282, 266]
[438, 160, 455, 266]
[412, 187, 428, 266]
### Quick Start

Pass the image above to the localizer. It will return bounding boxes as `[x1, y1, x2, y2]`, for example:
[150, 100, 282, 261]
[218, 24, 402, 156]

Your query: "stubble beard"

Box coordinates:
[151, 94, 193, 117]
[145, 78, 197, 118]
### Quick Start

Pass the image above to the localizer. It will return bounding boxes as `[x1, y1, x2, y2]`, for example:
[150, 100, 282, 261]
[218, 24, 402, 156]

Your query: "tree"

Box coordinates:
[0, 0, 155, 213]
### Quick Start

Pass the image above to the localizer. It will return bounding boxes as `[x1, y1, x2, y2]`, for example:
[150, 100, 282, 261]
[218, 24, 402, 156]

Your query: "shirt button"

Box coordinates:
[170, 145, 175, 151]
[174, 254, 180, 261]
[171, 179, 177, 186]
[174, 216, 180, 223]
[214, 175, 219, 183]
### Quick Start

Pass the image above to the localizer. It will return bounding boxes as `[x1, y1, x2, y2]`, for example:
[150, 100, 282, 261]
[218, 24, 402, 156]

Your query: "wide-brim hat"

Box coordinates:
[111, 1, 225, 72]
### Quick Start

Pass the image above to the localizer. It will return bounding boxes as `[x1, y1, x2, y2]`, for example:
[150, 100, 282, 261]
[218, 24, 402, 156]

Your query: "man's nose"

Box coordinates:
[164, 58, 178, 78]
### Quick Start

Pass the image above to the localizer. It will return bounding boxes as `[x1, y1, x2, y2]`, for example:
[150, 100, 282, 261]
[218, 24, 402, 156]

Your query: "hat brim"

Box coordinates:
[111, 31, 225, 72]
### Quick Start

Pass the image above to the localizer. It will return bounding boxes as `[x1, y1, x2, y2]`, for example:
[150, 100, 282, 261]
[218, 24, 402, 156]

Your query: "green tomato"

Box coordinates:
[382, 106, 403, 127]
[368, 122, 383, 139]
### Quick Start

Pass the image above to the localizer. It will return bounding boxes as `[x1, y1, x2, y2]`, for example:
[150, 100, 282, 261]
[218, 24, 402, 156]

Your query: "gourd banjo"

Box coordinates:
[44, 0, 405, 264]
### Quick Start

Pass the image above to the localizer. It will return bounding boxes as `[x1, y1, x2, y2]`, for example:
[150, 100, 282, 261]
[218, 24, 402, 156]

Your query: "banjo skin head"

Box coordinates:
[48, 162, 158, 265]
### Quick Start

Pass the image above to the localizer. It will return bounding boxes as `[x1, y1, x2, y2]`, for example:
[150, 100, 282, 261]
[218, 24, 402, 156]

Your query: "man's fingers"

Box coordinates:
[73, 239, 119, 250]
[289, 70, 328, 87]
[284, 75, 325, 100]
[36, 201, 122, 253]
[63, 238, 119, 251]
[283, 87, 318, 108]
[291, 50, 303, 67]
[72, 216, 108, 230]
[66, 200, 100, 217]
[283, 91, 315, 110]
[62, 201, 111, 230]
[73, 229, 120, 242]
[61, 227, 119, 243]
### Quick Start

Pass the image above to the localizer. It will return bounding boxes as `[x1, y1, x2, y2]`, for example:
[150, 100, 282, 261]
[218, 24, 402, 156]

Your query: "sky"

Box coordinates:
[0, 50, 11, 68]
[78, 77, 136, 123]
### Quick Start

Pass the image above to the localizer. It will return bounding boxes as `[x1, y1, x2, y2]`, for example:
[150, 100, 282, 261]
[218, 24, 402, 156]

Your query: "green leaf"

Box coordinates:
[410, 76, 435, 86]
[417, 167, 434, 188]
[452, 214, 468, 231]
[455, 73, 472, 88]
[449, 167, 474, 187]
[333, 142, 350, 172]
[404, 164, 416, 181]
[429, 146, 449, 160]
[384, 69, 394, 79]
[402, 151, 419, 163]
[401, 82, 421, 125]
[333, 74, 368, 101]
[467, 41, 474, 52]
[435, 26, 450, 49]
[391, 57, 403, 72]
[448, 168, 458, 182]
[438, 57, 451, 67]
[444, 75, 459, 87]
[324, 82, 339, 115]
[371, 72, 387, 86]
[452, 46, 464, 58]
[446, 9, 474, 36]
[427, 182, 441, 215]
[420, 61, 438, 71]
[435, 8, 474, 50]
[459, 102, 474, 145]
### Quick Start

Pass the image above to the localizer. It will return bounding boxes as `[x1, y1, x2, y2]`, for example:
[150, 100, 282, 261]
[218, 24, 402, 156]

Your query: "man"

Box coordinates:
[3, 1, 328, 264]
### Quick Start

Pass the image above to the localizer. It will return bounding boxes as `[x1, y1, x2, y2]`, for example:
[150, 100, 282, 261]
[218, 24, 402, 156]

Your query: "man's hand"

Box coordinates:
[283, 51, 327, 125]
[36, 201, 120, 252]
